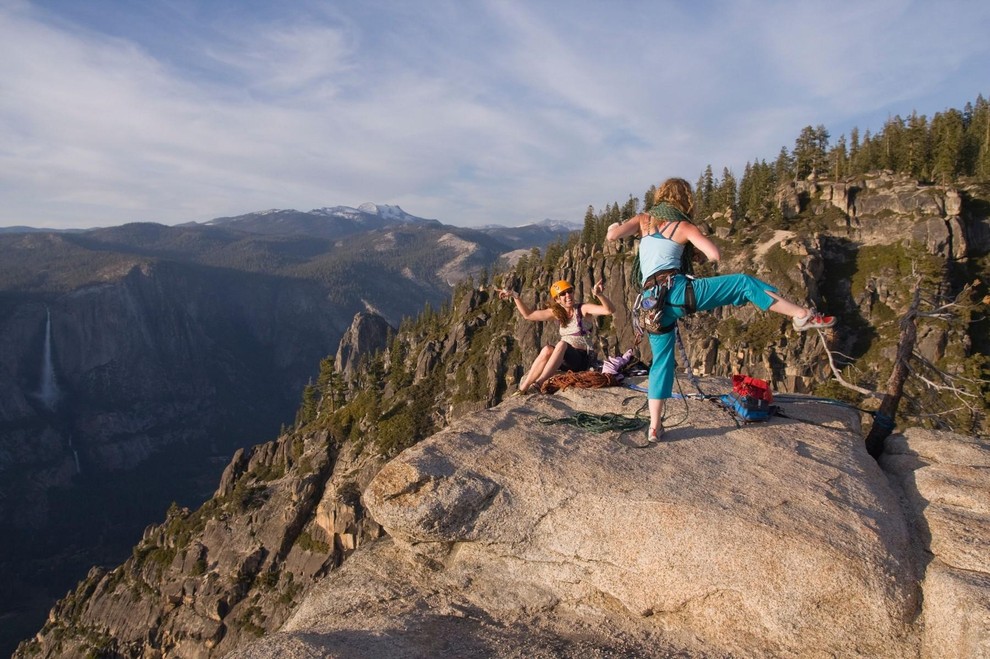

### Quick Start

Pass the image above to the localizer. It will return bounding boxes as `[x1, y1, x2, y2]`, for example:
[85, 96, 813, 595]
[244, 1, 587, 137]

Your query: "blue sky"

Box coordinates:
[1, 0, 987, 230]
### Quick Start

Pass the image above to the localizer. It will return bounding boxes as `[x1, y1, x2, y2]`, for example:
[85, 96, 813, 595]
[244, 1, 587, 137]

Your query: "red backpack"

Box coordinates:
[719, 375, 775, 422]
[732, 375, 773, 403]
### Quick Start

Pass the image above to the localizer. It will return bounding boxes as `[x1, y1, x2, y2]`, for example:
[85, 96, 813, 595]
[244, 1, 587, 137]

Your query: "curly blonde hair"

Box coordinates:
[652, 177, 694, 218]
[549, 299, 572, 325]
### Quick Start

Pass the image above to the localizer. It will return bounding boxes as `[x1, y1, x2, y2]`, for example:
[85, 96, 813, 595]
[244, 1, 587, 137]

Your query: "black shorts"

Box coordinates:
[561, 345, 591, 372]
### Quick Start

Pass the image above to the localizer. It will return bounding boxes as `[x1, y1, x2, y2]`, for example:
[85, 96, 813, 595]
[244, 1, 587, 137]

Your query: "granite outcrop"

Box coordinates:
[231, 384, 988, 657]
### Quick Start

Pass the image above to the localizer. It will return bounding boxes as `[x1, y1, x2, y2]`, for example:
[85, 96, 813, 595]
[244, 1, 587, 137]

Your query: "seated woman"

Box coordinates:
[499, 279, 614, 394]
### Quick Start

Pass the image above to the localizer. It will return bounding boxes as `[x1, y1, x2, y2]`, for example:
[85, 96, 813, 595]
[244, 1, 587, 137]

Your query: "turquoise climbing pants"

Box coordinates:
[647, 273, 778, 400]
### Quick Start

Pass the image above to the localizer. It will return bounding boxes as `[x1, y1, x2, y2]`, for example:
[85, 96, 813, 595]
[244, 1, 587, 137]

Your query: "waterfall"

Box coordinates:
[68, 435, 82, 474]
[39, 307, 59, 410]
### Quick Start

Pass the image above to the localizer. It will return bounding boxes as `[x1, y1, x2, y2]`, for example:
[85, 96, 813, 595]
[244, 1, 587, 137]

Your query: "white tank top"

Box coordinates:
[559, 306, 591, 351]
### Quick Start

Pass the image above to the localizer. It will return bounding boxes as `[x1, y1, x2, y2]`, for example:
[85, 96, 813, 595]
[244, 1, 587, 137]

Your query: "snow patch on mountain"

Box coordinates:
[305, 203, 426, 224]
[357, 203, 422, 223]
[310, 206, 371, 222]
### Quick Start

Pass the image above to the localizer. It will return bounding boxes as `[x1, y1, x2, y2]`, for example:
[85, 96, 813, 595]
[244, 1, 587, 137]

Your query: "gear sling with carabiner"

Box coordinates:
[633, 270, 697, 337]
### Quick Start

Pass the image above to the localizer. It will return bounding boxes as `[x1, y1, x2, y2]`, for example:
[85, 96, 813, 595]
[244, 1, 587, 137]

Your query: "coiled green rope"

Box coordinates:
[537, 411, 648, 434]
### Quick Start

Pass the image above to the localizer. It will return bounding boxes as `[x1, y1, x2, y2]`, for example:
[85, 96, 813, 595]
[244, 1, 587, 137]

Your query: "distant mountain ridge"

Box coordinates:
[1, 202, 579, 241]
[197, 203, 579, 250]
[199, 203, 435, 240]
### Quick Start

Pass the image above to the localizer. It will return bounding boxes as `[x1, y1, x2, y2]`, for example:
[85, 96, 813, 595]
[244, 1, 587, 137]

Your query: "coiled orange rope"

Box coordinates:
[540, 371, 619, 394]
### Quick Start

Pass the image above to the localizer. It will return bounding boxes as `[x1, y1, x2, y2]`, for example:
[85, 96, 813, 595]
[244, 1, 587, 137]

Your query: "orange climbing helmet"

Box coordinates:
[549, 280, 573, 298]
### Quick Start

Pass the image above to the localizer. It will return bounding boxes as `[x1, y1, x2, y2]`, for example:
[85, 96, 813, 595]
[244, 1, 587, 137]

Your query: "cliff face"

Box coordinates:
[1, 260, 344, 524]
[15, 418, 388, 658]
[15, 173, 990, 656]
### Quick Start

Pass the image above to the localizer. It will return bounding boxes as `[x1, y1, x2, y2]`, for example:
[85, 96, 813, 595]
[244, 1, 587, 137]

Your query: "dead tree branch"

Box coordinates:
[864, 287, 921, 458]
[819, 329, 879, 398]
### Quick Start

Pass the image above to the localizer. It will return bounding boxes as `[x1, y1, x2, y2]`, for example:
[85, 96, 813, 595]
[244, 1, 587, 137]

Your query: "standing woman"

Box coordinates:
[499, 279, 614, 394]
[606, 177, 835, 443]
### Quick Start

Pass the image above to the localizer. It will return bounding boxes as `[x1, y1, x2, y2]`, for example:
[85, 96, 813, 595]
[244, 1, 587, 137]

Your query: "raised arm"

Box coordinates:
[498, 288, 555, 321]
[679, 222, 721, 262]
[606, 215, 643, 240]
[580, 279, 614, 316]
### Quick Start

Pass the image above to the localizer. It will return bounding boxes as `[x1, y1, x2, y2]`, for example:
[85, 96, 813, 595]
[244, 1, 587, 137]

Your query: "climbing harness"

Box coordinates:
[632, 272, 697, 337]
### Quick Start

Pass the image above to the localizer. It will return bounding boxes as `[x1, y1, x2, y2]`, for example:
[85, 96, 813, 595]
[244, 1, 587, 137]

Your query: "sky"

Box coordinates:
[1, 0, 988, 231]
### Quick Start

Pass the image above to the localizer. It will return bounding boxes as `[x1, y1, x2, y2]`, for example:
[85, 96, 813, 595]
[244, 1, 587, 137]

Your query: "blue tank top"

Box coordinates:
[639, 222, 685, 285]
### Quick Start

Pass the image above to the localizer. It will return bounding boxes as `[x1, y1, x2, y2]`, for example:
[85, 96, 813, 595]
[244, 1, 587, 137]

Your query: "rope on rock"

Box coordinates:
[537, 411, 648, 434]
[540, 370, 618, 394]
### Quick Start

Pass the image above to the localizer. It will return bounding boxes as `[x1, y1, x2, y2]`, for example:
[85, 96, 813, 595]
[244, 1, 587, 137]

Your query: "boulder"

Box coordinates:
[236, 383, 922, 657]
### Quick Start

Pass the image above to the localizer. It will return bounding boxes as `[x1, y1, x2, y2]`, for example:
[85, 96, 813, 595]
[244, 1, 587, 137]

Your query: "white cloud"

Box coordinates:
[201, 24, 354, 98]
[1, 0, 988, 229]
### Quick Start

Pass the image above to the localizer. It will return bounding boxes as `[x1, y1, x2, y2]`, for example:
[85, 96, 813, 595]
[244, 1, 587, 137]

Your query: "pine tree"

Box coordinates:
[738, 159, 776, 222]
[643, 184, 657, 210]
[696, 165, 715, 219]
[793, 125, 829, 179]
[620, 195, 639, 220]
[714, 167, 737, 215]
[931, 109, 964, 183]
[880, 115, 906, 171]
[295, 380, 319, 427]
[738, 162, 754, 219]
[849, 127, 861, 166]
[773, 147, 793, 181]
[581, 205, 597, 247]
[316, 356, 335, 394]
[967, 95, 990, 178]
[905, 111, 930, 180]
[830, 134, 848, 179]
[329, 370, 347, 411]
[604, 202, 622, 228]
[853, 129, 879, 173]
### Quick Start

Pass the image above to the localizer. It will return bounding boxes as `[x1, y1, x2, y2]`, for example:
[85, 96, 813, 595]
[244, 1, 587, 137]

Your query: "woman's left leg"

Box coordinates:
[690, 273, 832, 326]
[520, 344, 555, 392]
[532, 340, 569, 388]
[689, 273, 779, 313]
